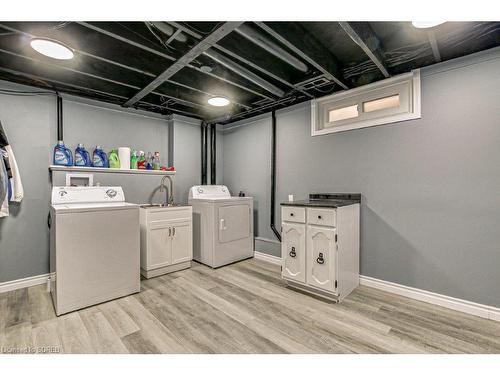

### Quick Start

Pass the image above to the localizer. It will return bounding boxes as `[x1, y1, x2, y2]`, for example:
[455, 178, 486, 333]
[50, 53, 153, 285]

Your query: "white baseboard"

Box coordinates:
[254, 251, 282, 266]
[360, 275, 500, 322]
[0, 273, 50, 294]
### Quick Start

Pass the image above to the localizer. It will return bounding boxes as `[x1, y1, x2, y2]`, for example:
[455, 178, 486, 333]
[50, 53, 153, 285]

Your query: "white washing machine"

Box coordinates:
[49, 186, 140, 316]
[188, 185, 254, 268]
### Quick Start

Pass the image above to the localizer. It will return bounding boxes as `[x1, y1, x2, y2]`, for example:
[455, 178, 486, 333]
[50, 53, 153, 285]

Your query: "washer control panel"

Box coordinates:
[51, 186, 125, 205]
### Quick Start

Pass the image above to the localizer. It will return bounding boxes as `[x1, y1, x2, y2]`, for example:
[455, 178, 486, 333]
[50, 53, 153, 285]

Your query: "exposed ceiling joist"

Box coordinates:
[0, 23, 158, 78]
[203, 49, 285, 97]
[0, 65, 201, 118]
[185, 64, 274, 101]
[0, 45, 210, 111]
[338, 22, 390, 78]
[77, 22, 176, 61]
[235, 23, 308, 72]
[213, 44, 313, 99]
[73, 22, 274, 101]
[255, 22, 349, 90]
[124, 22, 243, 107]
[166, 22, 203, 40]
[427, 31, 442, 62]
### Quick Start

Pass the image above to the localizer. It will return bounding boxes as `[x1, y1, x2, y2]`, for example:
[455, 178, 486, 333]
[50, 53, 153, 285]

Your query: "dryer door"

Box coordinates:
[218, 204, 251, 243]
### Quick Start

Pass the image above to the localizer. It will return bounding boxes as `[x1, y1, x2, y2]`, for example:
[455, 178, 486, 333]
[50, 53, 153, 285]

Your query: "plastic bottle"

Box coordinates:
[137, 151, 146, 169]
[130, 150, 138, 169]
[153, 151, 161, 170]
[108, 149, 120, 169]
[146, 152, 153, 170]
[92, 146, 109, 168]
[74, 143, 91, 167]
[53, 141, 73, 166]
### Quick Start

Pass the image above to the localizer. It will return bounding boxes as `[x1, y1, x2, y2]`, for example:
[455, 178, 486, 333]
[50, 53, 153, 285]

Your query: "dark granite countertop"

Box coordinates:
[281, 193, 361, 208]
[281, 199, 359, 208]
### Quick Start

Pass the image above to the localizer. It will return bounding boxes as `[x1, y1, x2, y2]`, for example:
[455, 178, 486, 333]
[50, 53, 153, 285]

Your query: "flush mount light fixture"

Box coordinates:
[208, 96, 230, 107]
[200, 65, 213, 73]
[30, 38, 74, 60]
[411, 21, 446, 29]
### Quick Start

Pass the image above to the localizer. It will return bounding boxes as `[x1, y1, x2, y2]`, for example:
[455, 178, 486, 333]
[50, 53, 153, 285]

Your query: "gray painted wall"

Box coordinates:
[171, 117, 202, 204]
[0, 81, 200, 283]
[222, 48, 500, 308]
[0, 82, 55, 283]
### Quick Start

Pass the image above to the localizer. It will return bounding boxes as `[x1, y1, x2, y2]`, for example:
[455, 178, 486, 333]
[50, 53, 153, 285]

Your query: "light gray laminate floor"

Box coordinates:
[1, 258, 499, 354]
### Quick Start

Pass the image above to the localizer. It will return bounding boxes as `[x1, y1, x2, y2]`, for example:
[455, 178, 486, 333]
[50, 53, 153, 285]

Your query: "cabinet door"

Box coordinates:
[282, 223, 306, 283]
[148, 221, 172, 269]
[171, 221, 192, 264]
[306, 226, 336, 292]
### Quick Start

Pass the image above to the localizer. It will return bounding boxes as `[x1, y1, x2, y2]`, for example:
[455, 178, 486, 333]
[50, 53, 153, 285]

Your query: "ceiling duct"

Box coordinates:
[150, 22, 188, 43]
[235, 24, 308, 72]
[203, 49, 285, 97]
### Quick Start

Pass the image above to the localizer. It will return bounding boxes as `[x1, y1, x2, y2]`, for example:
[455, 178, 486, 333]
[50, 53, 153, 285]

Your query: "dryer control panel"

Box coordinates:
[189, 185, 231, 200]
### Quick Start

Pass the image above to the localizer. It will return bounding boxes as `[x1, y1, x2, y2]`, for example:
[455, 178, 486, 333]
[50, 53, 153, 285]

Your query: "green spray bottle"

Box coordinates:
[130, 150, 138, 169]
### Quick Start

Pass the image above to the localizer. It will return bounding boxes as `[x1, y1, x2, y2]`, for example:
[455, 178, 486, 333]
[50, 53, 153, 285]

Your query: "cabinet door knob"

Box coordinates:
[172, 227, 176, 236]
[289, 247, 297, 258]
[290, 213, 294, 217]
[168, 227, 171, 237]
[317, 215, 322, 219]
[316, 252, 325, 264]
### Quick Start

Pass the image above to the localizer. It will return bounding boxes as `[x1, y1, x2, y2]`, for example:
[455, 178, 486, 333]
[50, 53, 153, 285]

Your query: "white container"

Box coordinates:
[118, 147, 131, 169]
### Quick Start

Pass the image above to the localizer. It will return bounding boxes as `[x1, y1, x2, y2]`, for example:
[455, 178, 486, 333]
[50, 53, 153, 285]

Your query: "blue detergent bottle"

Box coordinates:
[75, 143, 91, 167]
[92, 146, 109, 168]
[53, 141, 73, 166]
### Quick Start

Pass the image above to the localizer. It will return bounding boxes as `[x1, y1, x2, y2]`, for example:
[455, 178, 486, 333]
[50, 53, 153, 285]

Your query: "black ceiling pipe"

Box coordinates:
[57, 95, 63, 141]
[201, 121, 208, 184]
[270, 110, 281, 242]
[210, 123, 216, 185]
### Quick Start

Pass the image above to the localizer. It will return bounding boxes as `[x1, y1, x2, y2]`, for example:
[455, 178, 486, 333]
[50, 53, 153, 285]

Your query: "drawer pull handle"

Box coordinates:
[317, 215, 322, 219]
[290, 213, 294, 217]
[317, 252, 325, 264]
[289, 247, 297, 258]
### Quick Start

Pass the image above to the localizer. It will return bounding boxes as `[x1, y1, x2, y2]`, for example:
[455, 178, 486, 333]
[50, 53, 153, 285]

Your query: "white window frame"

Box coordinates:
[311, 70, 421, 136]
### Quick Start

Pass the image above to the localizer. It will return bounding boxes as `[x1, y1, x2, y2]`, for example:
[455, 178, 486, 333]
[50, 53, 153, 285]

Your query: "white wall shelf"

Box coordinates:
[49, 165, 176, 175]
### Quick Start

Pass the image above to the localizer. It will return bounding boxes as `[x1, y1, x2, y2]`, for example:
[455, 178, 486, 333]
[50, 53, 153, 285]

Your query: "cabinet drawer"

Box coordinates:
[148, 207, 192, 223]
[307, 208, 336, 227]
[282, 206, 306, 223]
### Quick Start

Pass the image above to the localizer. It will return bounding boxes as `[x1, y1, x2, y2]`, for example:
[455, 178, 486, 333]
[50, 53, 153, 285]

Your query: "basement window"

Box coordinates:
[311, 70, 421, 135]
[328, 104, 359, 123]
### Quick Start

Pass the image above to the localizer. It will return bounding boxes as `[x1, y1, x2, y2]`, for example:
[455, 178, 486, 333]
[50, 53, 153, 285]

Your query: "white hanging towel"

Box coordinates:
[0, 153, 8, 217]
[5, 144, 23, 202]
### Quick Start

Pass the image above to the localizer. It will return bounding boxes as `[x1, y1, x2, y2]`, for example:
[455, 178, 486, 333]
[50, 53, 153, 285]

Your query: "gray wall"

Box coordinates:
[222, 48, 500, 308]
[0, 81, 200, 283]
[170, 116, 202, 204]
[0, 81, 56, 283]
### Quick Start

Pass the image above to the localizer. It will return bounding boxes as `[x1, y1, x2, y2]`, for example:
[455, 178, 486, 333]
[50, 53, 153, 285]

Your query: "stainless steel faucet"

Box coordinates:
[159, 175, 174, 206]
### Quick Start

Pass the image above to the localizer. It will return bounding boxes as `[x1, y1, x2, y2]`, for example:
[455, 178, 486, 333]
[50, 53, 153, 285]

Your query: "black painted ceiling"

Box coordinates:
[0, 21, 498, 124]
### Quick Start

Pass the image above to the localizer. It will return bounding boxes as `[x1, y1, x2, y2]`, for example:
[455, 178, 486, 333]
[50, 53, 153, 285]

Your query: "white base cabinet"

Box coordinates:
[140, 205, 193, 279]
[281, 203, 360, 301]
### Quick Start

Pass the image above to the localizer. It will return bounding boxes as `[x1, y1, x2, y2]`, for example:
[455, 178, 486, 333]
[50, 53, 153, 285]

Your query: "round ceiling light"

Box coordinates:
[411, 21, 446, 29]
[208, 96, 230, 107]
[30, 38, 74, 60]
[200, 65, 213, 73]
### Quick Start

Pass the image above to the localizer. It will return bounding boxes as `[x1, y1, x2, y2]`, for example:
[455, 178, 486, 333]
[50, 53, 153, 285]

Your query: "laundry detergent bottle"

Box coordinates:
[74, 143, 91, 167]
[92, 146, 109, 168]
[108, 149, 120, 169]
[53, 141, 73, 166]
